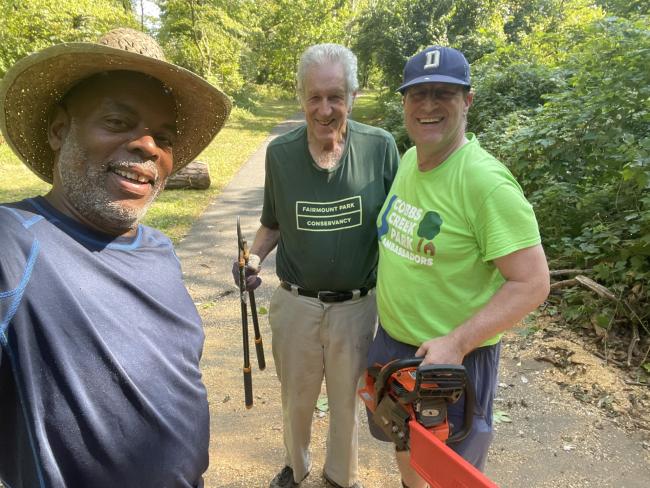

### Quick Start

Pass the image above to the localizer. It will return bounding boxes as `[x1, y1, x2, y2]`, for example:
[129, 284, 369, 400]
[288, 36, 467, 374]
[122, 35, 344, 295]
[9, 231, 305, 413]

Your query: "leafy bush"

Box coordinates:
[481, 16, 650, 336]
[468, 62, 564, 134]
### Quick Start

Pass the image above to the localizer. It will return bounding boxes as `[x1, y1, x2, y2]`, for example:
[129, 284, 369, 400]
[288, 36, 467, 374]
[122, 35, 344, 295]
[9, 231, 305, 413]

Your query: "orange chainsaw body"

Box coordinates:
[359, 359, 498, 488]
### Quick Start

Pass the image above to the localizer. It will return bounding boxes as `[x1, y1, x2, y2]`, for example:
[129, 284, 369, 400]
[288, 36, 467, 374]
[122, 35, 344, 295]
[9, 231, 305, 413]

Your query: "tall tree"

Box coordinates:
[247, 0, 356, 88]
[156, 0, 250, 93]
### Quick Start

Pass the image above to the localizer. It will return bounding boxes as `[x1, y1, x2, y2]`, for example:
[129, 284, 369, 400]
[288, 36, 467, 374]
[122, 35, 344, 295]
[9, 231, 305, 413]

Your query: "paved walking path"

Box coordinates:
[174, 117, 650, 488]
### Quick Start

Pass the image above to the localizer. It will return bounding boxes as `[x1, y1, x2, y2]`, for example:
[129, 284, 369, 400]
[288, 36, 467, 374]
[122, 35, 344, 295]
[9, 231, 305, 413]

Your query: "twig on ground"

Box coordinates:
[624, 380, 649, 387]
[594, 351, 626, 367]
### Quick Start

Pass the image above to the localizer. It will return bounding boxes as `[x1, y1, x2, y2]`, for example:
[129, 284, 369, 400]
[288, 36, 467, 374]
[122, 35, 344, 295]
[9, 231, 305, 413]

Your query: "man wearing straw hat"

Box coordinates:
[0, 28, 230, 487]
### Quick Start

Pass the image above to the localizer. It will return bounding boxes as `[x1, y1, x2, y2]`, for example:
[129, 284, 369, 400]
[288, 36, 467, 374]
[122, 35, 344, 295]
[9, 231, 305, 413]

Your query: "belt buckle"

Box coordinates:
[317, 291, 337, 303]
[318, 291, 352, 303]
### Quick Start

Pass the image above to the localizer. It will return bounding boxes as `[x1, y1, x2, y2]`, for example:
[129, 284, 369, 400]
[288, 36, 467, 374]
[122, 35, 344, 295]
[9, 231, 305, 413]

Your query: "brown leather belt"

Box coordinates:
[280, 281, 370, 303]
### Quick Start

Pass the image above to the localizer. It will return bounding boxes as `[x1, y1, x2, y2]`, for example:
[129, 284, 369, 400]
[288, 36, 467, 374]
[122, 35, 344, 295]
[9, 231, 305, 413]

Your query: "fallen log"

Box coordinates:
[165, 161, 210, 190]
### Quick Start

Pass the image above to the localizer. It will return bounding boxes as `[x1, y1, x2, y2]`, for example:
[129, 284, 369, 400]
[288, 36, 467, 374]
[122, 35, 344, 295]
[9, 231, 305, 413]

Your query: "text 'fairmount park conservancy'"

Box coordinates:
[296, 196, 362, 232]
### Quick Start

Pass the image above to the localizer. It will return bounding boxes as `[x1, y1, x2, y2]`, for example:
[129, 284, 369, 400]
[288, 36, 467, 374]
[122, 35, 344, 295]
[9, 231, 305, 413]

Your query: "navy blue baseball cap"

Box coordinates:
[397, 46, 470, 94]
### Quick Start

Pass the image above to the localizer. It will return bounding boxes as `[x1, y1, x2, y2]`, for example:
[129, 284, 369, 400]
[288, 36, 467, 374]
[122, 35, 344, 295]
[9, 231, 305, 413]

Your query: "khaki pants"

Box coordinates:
[268, 286, 377, 487]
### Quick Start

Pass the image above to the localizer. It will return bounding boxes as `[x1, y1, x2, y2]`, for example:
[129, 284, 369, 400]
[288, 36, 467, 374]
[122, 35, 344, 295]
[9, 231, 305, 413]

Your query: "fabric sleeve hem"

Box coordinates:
[482, 237, 541, 263]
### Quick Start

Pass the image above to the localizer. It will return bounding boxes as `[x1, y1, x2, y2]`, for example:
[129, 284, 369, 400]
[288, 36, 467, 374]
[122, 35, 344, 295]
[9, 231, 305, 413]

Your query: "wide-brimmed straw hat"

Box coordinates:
[0, 28, 232, 183]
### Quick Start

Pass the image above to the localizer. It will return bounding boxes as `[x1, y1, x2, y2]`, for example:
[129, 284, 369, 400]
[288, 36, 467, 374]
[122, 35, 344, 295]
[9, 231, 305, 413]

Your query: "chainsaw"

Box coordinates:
[358, 358, 498, 487]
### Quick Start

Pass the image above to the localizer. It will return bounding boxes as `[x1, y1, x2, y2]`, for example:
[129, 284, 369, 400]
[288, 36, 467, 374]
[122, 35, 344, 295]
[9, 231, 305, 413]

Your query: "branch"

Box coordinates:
[550, 278, 577, 291]
[550, 269, 593, 277]
[574, 275, 617, 301]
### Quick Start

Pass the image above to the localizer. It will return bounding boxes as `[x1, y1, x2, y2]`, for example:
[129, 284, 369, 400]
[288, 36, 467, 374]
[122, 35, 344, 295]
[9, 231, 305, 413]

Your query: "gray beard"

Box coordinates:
[57, 122, 164, 233]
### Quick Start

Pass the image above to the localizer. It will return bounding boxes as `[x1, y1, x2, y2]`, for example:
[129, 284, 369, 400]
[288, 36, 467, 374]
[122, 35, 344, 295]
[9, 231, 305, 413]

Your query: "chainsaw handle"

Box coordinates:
[447, 371, 476, 445]
[374, 358, 423, 402]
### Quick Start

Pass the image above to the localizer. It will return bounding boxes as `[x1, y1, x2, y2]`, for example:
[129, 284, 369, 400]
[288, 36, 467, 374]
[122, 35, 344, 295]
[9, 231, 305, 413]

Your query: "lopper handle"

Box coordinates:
[243, 366, 253, 409]
[248, 290, 266, 371]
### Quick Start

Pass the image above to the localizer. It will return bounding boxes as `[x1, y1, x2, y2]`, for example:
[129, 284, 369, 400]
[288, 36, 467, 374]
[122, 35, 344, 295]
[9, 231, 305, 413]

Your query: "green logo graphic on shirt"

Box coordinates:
[378, 196, 441, 266]
[296, 196, 362, 232]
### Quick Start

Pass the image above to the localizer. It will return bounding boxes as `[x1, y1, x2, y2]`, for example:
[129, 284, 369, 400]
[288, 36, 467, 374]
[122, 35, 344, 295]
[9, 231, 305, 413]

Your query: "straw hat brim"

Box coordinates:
[0, 42, 232, 183]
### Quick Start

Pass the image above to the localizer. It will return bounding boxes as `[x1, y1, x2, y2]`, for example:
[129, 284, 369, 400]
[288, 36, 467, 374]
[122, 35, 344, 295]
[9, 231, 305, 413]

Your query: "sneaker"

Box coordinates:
[323, 471, 363, 488]
[269, 466, 302, 488]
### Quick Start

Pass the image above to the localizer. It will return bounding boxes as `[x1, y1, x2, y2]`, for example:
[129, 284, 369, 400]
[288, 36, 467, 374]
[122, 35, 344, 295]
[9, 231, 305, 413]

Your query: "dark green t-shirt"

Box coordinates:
[261, 119, 399, 290]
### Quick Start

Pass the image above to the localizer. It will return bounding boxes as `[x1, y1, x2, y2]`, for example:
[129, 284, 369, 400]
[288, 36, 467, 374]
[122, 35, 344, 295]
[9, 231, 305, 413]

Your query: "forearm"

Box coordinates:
[448, 277, 549, 356]
[249, 224, 280, 262]
[417, 244, 550, 365]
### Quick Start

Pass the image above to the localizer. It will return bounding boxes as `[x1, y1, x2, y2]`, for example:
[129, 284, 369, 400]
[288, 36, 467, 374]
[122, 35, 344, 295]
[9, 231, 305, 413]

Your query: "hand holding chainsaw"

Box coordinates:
[416, 334, 466, 366]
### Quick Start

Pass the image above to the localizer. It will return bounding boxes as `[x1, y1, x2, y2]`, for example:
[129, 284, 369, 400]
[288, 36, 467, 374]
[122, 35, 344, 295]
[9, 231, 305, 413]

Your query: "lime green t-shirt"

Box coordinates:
[262, 119, 400, 290]
[376, 135, 541, 347]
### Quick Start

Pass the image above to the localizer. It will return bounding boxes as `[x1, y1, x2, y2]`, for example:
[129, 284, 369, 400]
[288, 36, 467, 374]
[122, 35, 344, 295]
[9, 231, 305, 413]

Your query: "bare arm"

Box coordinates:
[416, 244, 550, 365]
[249, 224, 281, 263]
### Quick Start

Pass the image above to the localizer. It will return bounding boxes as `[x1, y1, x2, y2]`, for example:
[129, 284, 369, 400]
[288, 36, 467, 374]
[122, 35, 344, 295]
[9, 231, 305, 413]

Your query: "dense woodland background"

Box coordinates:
[0, 0, 648, 369]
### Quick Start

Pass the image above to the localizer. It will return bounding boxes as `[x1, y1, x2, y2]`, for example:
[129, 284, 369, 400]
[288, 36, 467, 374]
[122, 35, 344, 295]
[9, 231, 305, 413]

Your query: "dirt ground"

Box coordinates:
[173, 119, 650, 487]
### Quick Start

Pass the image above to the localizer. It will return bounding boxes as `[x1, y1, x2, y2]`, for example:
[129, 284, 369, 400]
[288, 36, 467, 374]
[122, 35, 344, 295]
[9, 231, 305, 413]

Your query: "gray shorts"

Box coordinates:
[366, 324, 501, 471]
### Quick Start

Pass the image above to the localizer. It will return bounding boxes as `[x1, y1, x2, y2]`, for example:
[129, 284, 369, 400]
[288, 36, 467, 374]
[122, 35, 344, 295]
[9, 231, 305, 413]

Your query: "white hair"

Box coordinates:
[296, 43, 359, 106]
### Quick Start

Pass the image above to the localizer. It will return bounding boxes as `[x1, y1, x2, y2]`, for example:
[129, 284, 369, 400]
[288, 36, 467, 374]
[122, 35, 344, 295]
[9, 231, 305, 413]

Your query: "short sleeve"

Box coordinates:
[473, 182, 541, 262]
[260, 149, 279, 229]
[383, 136, 400, 193]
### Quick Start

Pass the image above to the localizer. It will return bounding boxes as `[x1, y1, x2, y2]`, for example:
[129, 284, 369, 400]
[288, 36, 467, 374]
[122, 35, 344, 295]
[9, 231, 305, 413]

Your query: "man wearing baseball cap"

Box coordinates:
[0, 28, 230, 487]
[367, 46, 550, 487]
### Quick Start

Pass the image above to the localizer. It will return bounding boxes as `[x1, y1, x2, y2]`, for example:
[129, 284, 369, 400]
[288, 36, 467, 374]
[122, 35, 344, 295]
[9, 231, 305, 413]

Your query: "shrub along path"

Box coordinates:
[173, 115, 650, 487]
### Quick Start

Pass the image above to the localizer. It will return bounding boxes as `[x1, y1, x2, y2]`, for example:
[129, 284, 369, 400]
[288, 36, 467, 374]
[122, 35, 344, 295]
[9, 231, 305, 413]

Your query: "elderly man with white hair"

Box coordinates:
[234, 44, 399, 488]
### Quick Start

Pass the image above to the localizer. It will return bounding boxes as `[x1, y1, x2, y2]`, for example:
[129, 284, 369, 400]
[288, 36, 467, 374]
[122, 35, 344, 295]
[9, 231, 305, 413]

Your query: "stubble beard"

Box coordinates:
[57, 122, 165, 233]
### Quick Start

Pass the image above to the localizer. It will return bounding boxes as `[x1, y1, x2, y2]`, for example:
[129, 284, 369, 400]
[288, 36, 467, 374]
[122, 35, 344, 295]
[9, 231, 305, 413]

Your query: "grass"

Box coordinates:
[351, 89, 383, 126]
[0, 144, 51, 202]
[0, 96, 300, 242]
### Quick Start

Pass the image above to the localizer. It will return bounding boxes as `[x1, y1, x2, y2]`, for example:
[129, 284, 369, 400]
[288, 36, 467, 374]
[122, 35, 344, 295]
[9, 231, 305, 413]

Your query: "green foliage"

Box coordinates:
[479, 15, 650, 335]
[375, 91, 410, 152]
[156, 0, 250, 93]
[0, 0, 137, 77]
[247, 0, 356, 89]
[468, 61, 563, 134]
[493, 410, 512, 424]
[353, 0, 504, 91]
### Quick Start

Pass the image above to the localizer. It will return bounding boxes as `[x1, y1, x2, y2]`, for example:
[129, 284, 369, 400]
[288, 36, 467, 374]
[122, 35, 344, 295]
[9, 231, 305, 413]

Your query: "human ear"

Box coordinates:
[47, 105, 70, 152]
[464, 92, 474, 113]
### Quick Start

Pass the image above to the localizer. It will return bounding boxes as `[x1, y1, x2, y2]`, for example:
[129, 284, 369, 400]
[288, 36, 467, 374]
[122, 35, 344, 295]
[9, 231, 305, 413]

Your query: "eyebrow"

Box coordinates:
[103, 99, 177, 133]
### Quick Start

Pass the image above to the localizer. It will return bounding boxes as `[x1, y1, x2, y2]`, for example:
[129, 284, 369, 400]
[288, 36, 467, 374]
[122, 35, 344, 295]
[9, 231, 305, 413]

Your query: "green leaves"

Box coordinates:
[493, 410, 512, 424]
[0, 0, 137, 78]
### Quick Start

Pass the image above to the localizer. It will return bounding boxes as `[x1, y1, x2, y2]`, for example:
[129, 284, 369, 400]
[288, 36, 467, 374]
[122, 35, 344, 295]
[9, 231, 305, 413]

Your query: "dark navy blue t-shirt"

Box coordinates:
[0, 197, 209, 488]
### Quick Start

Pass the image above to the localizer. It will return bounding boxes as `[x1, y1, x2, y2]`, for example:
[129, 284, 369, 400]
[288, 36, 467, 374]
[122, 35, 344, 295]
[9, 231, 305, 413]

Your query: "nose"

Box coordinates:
[317, 99, 333, 116]
[421, 96, 439, 111]
[127, 132, 159, 160]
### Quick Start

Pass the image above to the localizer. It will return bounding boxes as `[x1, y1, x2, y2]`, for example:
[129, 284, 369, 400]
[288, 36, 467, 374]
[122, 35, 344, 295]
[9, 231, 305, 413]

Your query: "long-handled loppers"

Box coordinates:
[237, 216, 266, 408]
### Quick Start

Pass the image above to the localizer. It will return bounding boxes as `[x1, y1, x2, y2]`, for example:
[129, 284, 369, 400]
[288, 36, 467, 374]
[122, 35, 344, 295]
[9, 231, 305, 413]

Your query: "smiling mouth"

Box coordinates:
[112, 168, 153, 185]
[418, 117, 443, 124]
